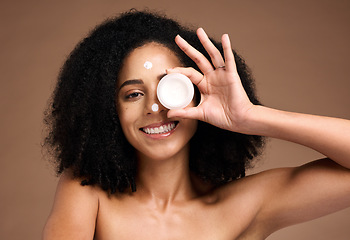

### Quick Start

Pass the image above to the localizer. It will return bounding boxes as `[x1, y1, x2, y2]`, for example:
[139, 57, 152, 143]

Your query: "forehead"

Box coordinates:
[117, 43, 182, 85]
[123, 43, 180, 68]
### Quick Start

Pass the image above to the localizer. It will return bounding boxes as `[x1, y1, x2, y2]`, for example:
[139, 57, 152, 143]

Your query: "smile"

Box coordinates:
[141, 121, 178, 135]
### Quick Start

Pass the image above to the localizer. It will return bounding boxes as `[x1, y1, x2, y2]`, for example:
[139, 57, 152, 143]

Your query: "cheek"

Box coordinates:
[191, 120, 198, 135]
[117, 102, 143, 134]
[116, 101, 130, 130]
[118, 106, 132, 126]
[184, 119, 198, 139]
[118, 109, 137, 145]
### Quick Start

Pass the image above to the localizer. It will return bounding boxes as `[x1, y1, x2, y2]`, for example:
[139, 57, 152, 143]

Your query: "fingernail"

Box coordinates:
[198, 28, 207, 35]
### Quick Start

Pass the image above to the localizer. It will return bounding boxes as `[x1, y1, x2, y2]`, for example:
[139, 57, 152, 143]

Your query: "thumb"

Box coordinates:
[167, 107, 202, 121]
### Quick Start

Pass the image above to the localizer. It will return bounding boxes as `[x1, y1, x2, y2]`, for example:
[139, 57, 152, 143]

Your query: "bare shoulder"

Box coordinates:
[214, 158, 350, 238]
[206, 168, 289, 239]
[42, 171, 101, 239]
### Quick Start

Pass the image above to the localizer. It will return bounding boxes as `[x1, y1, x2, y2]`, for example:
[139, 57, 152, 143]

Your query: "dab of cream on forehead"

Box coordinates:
[144, 61, 153, 69]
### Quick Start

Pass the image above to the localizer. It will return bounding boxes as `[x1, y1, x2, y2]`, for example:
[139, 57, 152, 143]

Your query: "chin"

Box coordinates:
[136, 141, 191, 162]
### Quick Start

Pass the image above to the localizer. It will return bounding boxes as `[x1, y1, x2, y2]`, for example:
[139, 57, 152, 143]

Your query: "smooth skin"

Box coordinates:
[43, 28, 350, 240]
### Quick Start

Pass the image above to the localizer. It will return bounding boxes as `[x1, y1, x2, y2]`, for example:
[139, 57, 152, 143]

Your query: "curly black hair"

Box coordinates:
[44, 9, 265, 194]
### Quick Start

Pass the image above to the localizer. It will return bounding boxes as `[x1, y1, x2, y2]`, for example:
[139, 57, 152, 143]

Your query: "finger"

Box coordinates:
[175, 35, 214, 74]
[167, 106, 203, 121]
[221, 34, 237, 73]
[197, 28, 225, 69]
[166, 67, 207, 92]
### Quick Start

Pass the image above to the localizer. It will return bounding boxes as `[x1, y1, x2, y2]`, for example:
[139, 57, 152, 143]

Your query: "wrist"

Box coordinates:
[237, 105, 274, 136]
[228, 103, 259, 135]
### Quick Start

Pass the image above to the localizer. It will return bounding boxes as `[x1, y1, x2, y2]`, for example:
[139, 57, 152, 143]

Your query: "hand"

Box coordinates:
[167, 28, 254, 133]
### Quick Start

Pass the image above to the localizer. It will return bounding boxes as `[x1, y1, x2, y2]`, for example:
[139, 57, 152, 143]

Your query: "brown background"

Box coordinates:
[1, 0, 349, 239]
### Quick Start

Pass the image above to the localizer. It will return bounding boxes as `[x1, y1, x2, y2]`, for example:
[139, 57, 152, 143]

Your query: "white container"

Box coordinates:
[157, 73, 194, 109]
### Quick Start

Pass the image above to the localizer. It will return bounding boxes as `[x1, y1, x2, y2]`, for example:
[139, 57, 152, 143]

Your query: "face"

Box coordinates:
[116, 43, 197, 161]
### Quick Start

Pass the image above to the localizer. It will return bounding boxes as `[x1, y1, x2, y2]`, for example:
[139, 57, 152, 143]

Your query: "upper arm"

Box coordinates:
[42, 172, 99, 240]
[258, 158, 350, 234]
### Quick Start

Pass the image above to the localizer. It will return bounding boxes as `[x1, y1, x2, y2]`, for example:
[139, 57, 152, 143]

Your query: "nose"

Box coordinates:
[145, 91, 166, 115]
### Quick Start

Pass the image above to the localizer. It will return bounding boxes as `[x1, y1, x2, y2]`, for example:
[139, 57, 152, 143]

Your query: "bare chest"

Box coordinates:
[94, 196, 260, 240]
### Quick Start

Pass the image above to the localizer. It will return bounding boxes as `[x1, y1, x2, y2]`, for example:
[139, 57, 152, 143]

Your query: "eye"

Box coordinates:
[125, 92, 144, 100]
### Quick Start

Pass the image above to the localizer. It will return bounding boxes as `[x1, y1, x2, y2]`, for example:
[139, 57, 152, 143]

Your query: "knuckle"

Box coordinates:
[192, 56, 202, 64]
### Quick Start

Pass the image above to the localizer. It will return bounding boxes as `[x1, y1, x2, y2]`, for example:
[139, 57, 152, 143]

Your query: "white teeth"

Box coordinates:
[164, 125, 169, 132]
[142, 122, 176, 134]
[154, 127, 159, 134]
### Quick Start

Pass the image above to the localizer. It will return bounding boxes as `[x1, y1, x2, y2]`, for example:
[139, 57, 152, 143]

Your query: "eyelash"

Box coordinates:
[125, 92, 144, 100]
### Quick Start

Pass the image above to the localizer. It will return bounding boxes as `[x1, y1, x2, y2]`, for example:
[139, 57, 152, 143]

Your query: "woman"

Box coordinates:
[43, 10, 350, 239]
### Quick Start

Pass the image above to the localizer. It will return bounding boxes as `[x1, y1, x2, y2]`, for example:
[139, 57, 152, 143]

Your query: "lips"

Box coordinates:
[140, 121, 178, 135]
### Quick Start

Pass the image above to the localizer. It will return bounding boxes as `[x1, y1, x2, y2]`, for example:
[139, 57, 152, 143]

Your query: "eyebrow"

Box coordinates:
[119, 79, 144, 91]
[118, 73, 167, 91]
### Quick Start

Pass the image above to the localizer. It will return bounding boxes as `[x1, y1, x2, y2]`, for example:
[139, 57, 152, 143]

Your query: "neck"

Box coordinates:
[135, 145, 197, 207]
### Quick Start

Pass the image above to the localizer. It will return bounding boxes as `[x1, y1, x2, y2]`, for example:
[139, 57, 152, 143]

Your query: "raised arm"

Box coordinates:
[167, 28, 350, 234]
[167, 28, 350, 168]
[42, 171, 99, 240]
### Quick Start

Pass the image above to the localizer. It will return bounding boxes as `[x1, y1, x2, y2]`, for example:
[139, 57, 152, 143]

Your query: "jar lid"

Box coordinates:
[157, 73, 194, 109]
